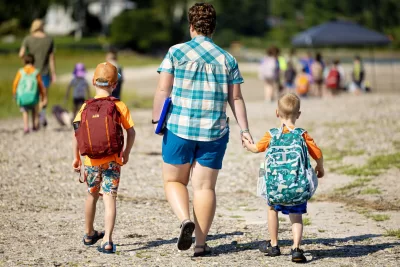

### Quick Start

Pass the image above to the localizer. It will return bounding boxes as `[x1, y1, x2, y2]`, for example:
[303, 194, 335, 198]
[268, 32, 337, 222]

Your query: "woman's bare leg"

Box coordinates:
[191, 161, 219, 251]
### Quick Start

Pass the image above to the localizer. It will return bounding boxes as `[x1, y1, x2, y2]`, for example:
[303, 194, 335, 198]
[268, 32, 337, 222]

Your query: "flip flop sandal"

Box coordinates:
[97, 241, 115, 254]
[193, 243, 212, 257]
[83, 230, 105, 246]
[177, 219, 195, 251]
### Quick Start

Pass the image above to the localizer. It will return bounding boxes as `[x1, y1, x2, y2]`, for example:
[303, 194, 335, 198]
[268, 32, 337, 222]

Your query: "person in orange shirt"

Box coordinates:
[243, 93, 324, 263]
[12, 54, 47, 133]
[72, 62, 136, 253]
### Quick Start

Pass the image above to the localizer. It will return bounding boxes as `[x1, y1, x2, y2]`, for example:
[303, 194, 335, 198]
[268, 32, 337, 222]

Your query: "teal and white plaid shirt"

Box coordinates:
[157, 36, 244, 141]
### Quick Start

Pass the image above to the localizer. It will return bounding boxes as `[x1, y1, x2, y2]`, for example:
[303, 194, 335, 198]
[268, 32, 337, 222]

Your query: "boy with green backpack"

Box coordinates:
[243, 93, 324, 263]
[12, 54, 47, 134]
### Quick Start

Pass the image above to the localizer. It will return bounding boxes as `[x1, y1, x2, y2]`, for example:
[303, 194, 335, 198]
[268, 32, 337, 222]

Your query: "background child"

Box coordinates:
[325, 60, 341, 96]
[351, 56, 365, 93]
[295, 67, 310, 98]
[12, 54, 47, 134]
[72, 62, 136, 254]
[65, 63, 90, 119]
[106, 50, 124, 99]
[284, 61, 296, 92]
[243, 93, 324, 263]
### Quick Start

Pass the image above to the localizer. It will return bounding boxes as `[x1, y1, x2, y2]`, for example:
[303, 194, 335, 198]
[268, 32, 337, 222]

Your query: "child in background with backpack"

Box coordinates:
[243, 93, 324, 263]
[295, 67, 310, 98]
[325, 60, 341, 96]
[72, 62, 136, 254]
[65, 63, 90, 119]
[12, 54, 47, 134]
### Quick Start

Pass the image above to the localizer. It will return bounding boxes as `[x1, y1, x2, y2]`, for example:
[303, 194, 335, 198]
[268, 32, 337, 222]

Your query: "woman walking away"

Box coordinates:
[19, 19, 56, 128]
[153, 2, 253, 257]
[311, 53, 324, 97]
[259, 46, 280, 102]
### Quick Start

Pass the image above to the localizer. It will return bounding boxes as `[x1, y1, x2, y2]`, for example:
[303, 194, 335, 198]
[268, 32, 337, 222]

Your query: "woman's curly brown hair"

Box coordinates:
[188, 3, 216, 36]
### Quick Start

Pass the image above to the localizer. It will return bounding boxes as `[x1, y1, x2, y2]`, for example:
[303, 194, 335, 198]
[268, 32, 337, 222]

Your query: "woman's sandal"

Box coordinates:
[193, 243, 212, 257]
[177, 219, 195, 250]
[97, 241, 115, 254]
[83, 230, 105, 246]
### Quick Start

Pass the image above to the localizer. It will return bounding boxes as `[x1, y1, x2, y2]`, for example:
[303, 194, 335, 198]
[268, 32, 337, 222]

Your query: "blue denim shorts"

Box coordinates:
[162, 129, 229, 170]
[269, 202, 307, 215]
[41, 74, 51, 89]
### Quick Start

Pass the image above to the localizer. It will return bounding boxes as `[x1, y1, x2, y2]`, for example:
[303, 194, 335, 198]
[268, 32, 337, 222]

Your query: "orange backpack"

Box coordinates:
[296, 75, 310, 95]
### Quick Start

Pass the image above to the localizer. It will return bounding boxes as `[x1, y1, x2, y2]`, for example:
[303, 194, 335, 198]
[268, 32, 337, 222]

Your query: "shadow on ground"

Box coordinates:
[210, 234, 400, 262]
[119, 231, 244, 252]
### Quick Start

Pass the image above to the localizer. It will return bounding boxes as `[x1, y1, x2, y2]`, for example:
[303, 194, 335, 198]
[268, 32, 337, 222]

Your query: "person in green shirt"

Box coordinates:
[19, 19, 57, 127]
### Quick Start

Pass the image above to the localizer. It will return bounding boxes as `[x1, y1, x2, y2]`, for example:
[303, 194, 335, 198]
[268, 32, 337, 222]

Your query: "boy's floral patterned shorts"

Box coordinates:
[84, 161, 121, 197]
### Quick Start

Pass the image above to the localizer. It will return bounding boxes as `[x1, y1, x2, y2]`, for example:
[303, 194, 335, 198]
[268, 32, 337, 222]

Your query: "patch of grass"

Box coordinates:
[324, 121, 358, 129]
[339, 153, 400, 177]
[323, 147, 365, 162]
[135, 251, 151, 259]
[303, 218, 312, 226]
[278, 217, 286, 222]
[318, 229, 326, 233]
[0, 80, 150, 119]
[367, 214, 390, 221]
[230, 215, 244, 219]
[335, 178, 372, 192]
[393, 140, 400, 150]
[243, 208, 258, 212]
[360, 188, 382, 195]
[317, 193, 400, 211]
[384, 229, 400, 238]
[341, 167, 381, 177]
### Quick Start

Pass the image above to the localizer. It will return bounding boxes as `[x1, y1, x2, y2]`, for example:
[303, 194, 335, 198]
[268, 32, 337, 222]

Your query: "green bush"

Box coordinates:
[111, 9, 170, 52]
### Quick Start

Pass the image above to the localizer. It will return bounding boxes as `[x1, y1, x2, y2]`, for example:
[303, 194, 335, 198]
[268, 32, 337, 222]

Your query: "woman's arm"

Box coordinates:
[228, 83, 253, 143]
[49, 52, 56, 83]
[18, 46, 25, 58]
[152, 72, 173, 128]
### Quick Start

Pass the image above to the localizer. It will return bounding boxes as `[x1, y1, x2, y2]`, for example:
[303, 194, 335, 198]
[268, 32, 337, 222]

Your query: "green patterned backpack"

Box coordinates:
[258, 126, 318, 206]
[16, 68, 40, 107]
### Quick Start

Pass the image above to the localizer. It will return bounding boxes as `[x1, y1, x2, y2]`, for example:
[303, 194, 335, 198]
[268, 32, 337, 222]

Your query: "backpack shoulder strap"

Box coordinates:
[268, 128, 281, 139]
[32, 69, 39, 77]
[292, 128, 306, 136]
[19, 68, 26, 76]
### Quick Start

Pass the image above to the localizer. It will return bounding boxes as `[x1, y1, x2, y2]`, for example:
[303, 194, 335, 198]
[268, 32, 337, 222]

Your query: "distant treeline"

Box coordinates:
[1, 0, 399, 52]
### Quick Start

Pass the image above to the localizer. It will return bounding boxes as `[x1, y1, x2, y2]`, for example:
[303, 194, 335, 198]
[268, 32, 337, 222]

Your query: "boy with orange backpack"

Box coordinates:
[295, 67, 310, 98]
[72, 62, 136, 253]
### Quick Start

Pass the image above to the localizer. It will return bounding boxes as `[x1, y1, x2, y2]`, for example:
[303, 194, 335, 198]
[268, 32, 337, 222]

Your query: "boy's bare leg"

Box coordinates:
[191, 161, 218, 250]
[85, 192, 99, 240]
[102, 194, 116, 250]
[22, 111, 29, 131]
[85, 192, 99, 241]
[289, 213, 303, 248]
[267, 206, 279, 246]
[163, 162, 191, 222]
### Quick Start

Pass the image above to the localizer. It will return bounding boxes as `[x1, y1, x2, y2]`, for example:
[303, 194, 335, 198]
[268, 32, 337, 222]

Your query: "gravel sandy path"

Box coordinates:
[1, 77, 399, 266]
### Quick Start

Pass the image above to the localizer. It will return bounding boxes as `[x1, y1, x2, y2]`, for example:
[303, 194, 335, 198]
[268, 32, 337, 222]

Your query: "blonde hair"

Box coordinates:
[278, 93, 301, 119]
[30, 19, 44, 34]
